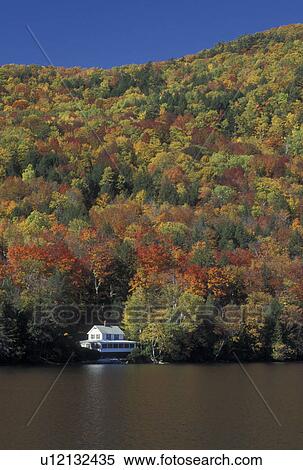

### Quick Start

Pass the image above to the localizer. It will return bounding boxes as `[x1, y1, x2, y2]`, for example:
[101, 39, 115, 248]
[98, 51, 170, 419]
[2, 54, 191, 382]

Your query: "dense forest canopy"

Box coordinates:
[1, 24, 303, 362]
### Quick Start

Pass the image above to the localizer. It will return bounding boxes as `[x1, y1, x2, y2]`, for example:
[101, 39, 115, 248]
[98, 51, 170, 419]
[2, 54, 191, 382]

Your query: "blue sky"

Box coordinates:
[1, 0, 303, 68]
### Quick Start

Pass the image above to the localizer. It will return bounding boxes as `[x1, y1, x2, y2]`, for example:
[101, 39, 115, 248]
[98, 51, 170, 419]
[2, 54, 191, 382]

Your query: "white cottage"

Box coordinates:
[80, 324, 136, 354]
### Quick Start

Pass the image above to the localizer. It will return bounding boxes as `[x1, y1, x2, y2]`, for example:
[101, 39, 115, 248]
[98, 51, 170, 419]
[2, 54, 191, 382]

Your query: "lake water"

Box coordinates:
[0, 363, 303, 449]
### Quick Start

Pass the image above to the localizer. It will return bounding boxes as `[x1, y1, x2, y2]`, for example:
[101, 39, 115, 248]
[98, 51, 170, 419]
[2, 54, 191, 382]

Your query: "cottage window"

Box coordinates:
[91, 334, 95, 339]
[114, 334, 119, 340]
[96, 334, 100, 339]
[106, 334, 111, 340]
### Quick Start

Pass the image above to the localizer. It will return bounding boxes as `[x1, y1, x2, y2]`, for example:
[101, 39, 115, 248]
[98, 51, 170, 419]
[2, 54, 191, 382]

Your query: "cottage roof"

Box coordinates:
[88, 325, 124, 335]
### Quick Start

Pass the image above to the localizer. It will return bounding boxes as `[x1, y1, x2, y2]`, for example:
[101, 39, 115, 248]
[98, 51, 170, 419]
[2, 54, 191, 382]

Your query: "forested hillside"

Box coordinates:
[1, 24, 303, 363]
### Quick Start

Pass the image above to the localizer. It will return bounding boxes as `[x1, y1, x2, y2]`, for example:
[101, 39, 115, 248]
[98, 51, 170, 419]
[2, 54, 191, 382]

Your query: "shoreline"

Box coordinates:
[2, 359, 303, 367]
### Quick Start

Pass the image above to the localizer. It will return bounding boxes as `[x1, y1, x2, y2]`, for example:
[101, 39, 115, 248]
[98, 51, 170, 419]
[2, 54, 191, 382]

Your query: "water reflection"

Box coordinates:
[0, 363, 303, 449]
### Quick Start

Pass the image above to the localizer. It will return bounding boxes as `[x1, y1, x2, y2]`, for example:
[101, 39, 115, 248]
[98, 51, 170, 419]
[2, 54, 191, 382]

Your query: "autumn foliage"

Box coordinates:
[2, 25, 303, 361]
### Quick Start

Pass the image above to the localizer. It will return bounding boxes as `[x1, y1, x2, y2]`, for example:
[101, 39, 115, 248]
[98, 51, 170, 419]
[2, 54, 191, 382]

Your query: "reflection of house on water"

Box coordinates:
[80, 323, 136, 356]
